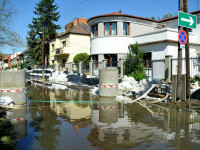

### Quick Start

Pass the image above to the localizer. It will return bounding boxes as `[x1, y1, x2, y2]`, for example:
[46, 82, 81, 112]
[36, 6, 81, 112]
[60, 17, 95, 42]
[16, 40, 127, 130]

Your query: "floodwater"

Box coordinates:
[6, 82, 200, 150]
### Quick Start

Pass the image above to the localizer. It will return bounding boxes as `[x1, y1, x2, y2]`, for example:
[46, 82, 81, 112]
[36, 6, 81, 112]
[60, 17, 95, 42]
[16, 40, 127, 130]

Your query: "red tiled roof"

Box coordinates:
[88, 10, 200, 23]
[4, 54, 11, 60]
[57, 22, 90, 38]
[88, 12, 157, 23]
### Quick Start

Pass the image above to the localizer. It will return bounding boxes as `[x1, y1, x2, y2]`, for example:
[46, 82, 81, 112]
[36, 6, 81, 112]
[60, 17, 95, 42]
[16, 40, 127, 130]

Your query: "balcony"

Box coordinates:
[55, 47, 69, 56]
[56, 48, 63, 54]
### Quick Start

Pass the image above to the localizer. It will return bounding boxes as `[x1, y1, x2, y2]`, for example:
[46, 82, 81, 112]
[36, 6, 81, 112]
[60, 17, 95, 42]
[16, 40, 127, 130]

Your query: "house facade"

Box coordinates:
[87, 11, 200, 78]
[49, 22, 90, 70]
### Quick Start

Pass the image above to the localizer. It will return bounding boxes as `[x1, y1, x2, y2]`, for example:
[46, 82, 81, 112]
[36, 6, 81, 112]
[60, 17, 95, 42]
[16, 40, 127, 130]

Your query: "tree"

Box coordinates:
[27, 0, 60, 65]
[124, 43, 146, 81]
[73, 53, 89, 63]
[0, 0, 23, 47]
[0, 52, 3, 61]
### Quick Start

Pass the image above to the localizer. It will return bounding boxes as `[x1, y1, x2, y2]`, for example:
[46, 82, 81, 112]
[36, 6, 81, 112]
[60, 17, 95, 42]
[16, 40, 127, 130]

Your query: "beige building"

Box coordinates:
[49, 22, 90, 69]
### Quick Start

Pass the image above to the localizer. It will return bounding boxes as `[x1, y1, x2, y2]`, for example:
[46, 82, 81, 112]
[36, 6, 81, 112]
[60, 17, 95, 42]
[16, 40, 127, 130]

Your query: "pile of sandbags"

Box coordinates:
[49, 71, 68, 82]
[118, 76, 149, 93]
[0, 97, 14, 106]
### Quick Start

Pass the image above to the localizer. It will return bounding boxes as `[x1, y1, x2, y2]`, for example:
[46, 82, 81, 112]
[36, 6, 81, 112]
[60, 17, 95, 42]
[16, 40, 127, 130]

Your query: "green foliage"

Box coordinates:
[70, 23, 74, 29]
[149, 12, 176, 20]
[0, 118, 16, 149]
[0, 52, 3, 61]
[25, 50, 35, 68]
[27, 0, 61, 65]
[128, 70, 147, 82]
[190, 77, 195, 83]
[0, 0, 23, 47]
[125, 43, 146, 82]
[73, 53, 89, 63]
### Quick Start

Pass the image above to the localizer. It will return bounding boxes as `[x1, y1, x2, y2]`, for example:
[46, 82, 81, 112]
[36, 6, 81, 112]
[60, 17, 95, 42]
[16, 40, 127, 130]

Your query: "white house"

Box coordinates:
[87, 11, 200, 78]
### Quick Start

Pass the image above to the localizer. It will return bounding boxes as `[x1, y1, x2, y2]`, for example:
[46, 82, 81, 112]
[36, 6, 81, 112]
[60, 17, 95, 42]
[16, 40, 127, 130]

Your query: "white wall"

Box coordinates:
[91, 37, 133, 55]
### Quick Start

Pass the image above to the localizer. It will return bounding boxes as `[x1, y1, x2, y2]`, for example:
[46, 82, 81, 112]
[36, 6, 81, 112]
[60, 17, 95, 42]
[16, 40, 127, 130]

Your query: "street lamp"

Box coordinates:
[39, 29, 45, 80]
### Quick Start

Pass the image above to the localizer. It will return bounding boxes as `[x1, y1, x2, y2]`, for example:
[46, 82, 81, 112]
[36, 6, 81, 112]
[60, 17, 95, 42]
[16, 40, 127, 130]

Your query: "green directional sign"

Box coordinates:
[11, 61, 16, 64]
[178, 11, 196, 29]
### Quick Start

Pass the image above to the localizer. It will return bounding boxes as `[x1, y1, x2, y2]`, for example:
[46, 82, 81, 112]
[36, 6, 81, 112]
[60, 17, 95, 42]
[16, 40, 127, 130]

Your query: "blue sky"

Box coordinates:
[1, 0, 200, 54]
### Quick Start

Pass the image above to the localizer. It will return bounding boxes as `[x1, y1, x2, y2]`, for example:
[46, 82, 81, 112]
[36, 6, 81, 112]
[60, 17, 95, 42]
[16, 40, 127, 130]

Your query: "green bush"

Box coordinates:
[128, 70, 146, 82]
[73, 53, 89, 63]
[125, 43, 146, 82]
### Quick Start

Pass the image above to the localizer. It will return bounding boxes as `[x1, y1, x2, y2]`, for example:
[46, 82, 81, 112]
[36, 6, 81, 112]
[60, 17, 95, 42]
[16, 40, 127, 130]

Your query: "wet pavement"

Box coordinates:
[6, 82, 200, 150]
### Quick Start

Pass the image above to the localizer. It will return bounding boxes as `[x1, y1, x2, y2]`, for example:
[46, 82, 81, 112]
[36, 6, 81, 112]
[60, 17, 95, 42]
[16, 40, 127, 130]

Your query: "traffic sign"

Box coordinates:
[11, 61, 16, 64]
[178, 30, 187, 45]
[178, 11, 196, 29]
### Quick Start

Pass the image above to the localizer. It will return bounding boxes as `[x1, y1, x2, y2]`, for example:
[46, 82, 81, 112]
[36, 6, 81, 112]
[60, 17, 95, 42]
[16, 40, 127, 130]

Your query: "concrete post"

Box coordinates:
[70, 62, 73, 74]
[181, 74, 186, 101]
[79, 61, 83, 74]
[0, 70, 26, 105]
[119, 59, 124, 77]
[99, 69, 118, 97]
[102, 59, 107, 69]
[172, 75, 177, 103]
[89, 60, 93, 77]
[165, 55, 173, 82]
[99, 97, 118, 123]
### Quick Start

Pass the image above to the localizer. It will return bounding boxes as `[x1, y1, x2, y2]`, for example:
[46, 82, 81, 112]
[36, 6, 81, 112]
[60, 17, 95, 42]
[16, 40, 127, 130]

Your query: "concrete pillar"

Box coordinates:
[99, 97, 118, 123]
[89, 60, 93, 77]
[69, 62, 73, 74]
[117, 22, 123, 36]
[165, 55, 173, 82]
[119, 59, 124, 77]
[181, 75, 186, 101]
[79, 61, 83, 74]
[99, 69, 118, 97]
[102, 59, 107, 69]
[172, 75, 177, 103]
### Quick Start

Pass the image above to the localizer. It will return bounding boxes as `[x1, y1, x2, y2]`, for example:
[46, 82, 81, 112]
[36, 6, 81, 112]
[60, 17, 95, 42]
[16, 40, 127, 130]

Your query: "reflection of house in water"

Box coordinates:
[49, 89, 94, 132]
[89, 99, 200, 149]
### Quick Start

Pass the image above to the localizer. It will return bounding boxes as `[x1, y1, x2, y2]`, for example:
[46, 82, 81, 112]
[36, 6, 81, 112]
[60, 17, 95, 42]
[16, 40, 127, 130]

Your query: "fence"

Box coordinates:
[82, 62, 89, 74]
[171, 57, 200, 78]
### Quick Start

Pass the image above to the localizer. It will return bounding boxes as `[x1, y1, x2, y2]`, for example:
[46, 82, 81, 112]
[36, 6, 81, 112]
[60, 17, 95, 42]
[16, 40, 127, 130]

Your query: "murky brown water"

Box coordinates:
[7, 82, 200, 150]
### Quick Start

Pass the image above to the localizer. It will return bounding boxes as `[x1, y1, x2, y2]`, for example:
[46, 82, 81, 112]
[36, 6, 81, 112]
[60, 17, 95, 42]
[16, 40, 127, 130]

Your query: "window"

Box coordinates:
[123, 22, 129, 35]
[143, 52, 152, 68]
[93, 25, 98, 37]
[104, 22, 117, 35]
[52, 44, 54, 51]
[62, 41, 66, 47]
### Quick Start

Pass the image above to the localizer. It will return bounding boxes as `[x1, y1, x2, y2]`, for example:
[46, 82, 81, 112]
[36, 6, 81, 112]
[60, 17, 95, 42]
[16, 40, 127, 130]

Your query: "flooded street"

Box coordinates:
[7, 83, 200, 150]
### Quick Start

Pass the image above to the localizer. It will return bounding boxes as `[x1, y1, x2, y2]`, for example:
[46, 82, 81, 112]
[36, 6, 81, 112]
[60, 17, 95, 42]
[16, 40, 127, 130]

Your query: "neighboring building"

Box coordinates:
[87, 11, 200, 78]
[49, 22, 90, 69]
[3, 54, 12, 68]
[19, 49, 28, 63]
[65, 17, 88, 31]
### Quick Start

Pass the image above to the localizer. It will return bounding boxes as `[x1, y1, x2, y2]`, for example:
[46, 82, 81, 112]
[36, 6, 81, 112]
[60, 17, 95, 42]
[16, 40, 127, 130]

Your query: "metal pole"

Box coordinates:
[177, 0, 184, 100]
[42, 29, 45, 80]
[184, 0, 190, 99]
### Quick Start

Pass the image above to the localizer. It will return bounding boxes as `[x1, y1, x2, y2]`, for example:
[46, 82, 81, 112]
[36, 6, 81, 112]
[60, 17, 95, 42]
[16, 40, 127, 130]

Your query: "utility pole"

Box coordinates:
[12, 49, 15, 68]
[177, 0, 184, 100]
[184, 0, 190, 98]
[42, 29, 45, 80]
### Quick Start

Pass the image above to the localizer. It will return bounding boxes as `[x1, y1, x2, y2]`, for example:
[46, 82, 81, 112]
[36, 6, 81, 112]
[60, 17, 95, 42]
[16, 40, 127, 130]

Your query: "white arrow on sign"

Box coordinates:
[181, 16, 194, 26]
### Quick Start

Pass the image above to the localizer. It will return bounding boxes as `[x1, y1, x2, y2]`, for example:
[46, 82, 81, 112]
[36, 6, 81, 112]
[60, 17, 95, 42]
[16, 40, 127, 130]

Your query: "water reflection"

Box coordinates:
[15, 83, 200, 150]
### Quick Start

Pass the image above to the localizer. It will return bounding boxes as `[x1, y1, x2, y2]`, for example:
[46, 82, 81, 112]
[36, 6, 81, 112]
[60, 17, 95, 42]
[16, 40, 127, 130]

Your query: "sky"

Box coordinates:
[1, 0, 200, 54]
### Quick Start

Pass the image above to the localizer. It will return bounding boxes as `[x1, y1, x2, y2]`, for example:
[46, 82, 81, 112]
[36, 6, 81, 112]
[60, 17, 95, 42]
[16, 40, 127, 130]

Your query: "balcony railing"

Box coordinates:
[56, 48, 63, 54]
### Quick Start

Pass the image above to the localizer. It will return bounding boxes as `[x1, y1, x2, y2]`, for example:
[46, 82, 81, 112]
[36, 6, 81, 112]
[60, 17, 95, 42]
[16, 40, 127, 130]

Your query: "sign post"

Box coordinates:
[178, 11, 197, 29]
